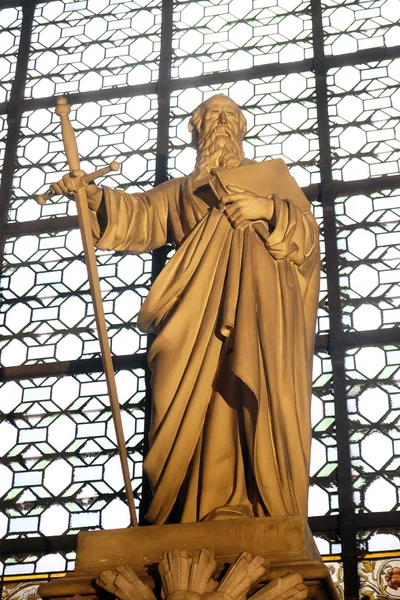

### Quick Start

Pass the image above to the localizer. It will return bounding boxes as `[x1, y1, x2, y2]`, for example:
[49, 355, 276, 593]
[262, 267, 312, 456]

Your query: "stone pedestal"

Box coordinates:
[38, 517, 339, 600]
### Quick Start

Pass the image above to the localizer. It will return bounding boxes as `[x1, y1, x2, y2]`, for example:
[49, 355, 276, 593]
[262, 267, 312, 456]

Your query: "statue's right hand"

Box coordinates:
[49, 170, 91, 198]
[49, 169, 102, 209]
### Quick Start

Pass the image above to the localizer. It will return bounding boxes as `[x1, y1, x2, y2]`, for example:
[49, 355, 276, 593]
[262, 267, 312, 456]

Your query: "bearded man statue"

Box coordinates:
[52, 94, 320, 525]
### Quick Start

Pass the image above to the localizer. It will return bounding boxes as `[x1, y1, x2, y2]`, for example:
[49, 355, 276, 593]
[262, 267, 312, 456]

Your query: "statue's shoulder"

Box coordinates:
[153, 176, 187, 195]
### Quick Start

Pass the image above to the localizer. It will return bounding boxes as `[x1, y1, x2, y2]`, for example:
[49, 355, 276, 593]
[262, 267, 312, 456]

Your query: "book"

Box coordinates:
[209, 158, 310, 214]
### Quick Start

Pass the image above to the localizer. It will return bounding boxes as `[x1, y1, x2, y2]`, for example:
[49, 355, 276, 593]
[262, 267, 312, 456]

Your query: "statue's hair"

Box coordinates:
[188, 94, 247, 147]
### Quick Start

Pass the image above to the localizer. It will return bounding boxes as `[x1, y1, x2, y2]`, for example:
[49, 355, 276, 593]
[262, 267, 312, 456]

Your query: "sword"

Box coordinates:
[37, 96, 138, 527]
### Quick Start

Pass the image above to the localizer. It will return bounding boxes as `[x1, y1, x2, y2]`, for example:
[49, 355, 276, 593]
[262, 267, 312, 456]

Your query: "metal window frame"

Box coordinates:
[1, 0, 400, 597]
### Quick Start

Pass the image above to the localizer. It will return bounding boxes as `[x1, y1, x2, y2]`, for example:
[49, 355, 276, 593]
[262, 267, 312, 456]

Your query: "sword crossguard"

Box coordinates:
[36, 161, 120, 205]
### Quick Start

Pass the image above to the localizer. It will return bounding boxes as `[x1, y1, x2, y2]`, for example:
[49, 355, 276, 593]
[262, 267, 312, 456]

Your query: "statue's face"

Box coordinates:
[200, 97, 242, 142]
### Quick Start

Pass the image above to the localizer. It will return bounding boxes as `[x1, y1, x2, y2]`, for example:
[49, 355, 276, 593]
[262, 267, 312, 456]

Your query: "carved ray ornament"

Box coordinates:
[96, 549, 308, 600]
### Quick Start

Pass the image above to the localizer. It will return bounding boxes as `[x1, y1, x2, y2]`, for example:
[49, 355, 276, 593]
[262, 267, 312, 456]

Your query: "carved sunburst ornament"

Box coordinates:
[96, 549, 308, 600]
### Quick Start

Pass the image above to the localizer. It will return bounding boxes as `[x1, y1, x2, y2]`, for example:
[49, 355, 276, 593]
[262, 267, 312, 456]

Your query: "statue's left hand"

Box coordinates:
[219, 185, 275, 229]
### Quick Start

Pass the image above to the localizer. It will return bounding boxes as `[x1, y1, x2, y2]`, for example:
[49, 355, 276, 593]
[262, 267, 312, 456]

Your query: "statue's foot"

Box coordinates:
[202, 504, 254, 521]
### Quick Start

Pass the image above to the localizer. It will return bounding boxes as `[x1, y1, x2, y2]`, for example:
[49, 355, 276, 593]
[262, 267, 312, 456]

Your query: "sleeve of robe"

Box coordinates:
[254, 195, 319, 268]
[88, 181, 174, 253]
[251, 193, 320, 383]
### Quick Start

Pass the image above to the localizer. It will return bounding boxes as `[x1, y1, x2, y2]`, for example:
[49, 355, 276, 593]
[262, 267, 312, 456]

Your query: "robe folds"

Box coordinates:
[90, 171, 320, 525]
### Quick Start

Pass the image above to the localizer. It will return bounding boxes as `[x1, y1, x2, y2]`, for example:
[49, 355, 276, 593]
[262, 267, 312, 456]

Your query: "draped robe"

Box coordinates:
[90, 170, 320, 525]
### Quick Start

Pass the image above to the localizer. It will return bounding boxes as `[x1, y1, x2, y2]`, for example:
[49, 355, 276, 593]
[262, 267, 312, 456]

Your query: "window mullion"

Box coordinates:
[0, 0, 34, 275]
[311, 0, 359, 597]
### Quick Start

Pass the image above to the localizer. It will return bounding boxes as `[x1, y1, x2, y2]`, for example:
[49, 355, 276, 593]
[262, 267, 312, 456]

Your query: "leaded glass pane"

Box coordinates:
[359, 557, 400, 599]
[1, 579, 43, 600]
[328, 59, 400, 181]
[326, 561, 343, 596]
[346, 345, 400, 512]
[0, 370, 145, 539]
[0, 231, 150, 366]
[172, 0, 313, 79]
[3, 0, 400, 592]
[0, 550, 74, 578]
[322, 0, 400, 56]
[313, 535, 342, 555]
[358, 530, 400, 553]
[169, 73, 319, 187]
[26, 0, 161, 99]
[312, 199, 329, 335]
[0, 116, 8, 163]
[336, 190, 400, 332]
[310, 351, 338, 516]
[9, 96, 158, 223]
[0, 6, 22, 104]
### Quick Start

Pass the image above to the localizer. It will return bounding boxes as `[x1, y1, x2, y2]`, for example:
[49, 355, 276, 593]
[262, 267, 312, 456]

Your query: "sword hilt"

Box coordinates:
[56, 96, 80, 171]
[37, 161, 120, 205]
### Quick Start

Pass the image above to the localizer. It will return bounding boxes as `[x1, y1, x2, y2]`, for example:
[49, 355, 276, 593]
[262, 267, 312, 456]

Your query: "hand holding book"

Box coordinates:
[208, 159, 311, 220]
[219, 185, 275, 230]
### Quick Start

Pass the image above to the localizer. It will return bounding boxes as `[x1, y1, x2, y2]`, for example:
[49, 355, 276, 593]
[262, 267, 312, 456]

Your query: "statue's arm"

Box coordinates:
[52, 173, 173, 254]
[88, 184, 171, 253]
[260, 195, 319, 267]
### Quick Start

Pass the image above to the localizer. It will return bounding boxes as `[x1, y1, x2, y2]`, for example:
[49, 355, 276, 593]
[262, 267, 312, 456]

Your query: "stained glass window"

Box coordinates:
[1, 1, 400, 599]
[337, 189, 400, 333]
[322, 0, 400, 56]
[328, 59, 400, 181]
[0, 369, 145, 539]
[26, 0, 161, 99]
[171, 0, 313, 77]
[0, 6, 22, 104]
[11, 96, 158, 223]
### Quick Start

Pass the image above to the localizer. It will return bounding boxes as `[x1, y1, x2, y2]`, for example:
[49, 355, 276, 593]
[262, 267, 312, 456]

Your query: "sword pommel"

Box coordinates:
[55, 96, 70, 118]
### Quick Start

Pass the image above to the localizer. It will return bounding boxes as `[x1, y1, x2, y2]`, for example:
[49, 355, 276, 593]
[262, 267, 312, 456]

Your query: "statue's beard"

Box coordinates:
[192, 126, 244, 180]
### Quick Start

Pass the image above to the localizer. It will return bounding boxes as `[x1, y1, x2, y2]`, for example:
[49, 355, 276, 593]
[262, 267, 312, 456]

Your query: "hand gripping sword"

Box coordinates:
[37, 96, 138, 527]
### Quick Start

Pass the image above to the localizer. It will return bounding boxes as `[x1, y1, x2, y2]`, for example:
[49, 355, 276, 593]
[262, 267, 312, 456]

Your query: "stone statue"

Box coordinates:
[50, 94, 320, 525]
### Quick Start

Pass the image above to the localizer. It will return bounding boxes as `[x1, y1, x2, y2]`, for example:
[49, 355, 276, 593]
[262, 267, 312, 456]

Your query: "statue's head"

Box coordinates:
[188, 94, 247, 179]
[188, 94, 247, 150]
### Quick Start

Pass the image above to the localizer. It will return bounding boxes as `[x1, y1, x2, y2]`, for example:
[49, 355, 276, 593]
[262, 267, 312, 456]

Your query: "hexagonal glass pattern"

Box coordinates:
[0, 369, 145, 539]
[336, 190, 400, 332]
[172, 0, 314, 78]
[0, 231, 151, 365]
[0, 6, 22, 103]
[309, 351, 338, 517]
[346, 345, 400, 512]
[25, 0, 161, 98]
[328, 60, 400, 180]
[169, 74, 320, 187]
[322, 0, 400, 56]
[9, 96, 158, 223]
